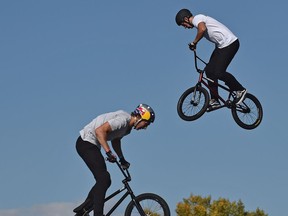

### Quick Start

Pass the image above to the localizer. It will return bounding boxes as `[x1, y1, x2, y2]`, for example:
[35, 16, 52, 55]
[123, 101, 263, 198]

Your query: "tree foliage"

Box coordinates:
[176, 194, 267, 216]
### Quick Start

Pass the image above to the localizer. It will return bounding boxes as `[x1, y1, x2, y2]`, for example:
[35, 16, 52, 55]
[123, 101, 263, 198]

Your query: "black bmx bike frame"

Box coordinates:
[86, 161, 146, 216]
[192, 49, 238, 109]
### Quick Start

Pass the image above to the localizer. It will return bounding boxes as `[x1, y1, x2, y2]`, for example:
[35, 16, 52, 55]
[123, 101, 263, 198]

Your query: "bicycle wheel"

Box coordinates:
[125, 193, 170, 216]
[177, 86, 209, 121]
[231, 93, 263, 130]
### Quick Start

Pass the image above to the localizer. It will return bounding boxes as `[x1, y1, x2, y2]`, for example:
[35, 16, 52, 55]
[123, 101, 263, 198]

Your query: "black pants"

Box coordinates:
[76, 136, 111, 216]
[205, 39, 244, 99]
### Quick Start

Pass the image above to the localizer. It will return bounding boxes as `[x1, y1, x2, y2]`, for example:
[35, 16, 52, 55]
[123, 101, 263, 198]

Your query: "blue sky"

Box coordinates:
[0, 1, 287, 216]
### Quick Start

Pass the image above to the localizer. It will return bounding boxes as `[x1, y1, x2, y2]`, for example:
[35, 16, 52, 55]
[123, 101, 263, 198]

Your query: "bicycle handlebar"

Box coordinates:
[191, 49, 207, 73]
[115, 160, 131, 182]
[105, 156, 131, 182]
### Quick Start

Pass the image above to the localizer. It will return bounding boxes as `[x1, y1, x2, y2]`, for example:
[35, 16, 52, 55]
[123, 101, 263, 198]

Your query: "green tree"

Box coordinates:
[176, 195, 211, 216]
[245, 208, 267, 216]
[176, 194, 268, 216]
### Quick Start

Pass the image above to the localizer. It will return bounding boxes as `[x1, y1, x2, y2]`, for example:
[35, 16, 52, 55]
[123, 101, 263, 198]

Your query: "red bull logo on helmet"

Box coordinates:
[137, 107, 151, 121]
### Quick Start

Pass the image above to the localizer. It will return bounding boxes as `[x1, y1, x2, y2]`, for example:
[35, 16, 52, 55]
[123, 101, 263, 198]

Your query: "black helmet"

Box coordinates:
[175, 9, 193, 26]
[133, 104, 155, 123]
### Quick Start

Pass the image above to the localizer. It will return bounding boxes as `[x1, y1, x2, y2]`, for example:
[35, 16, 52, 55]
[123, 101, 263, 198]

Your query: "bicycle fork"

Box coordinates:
[192, 83, 203, 105]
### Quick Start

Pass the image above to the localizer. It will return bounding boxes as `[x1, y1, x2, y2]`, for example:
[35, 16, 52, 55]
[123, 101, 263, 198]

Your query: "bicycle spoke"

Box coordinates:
[237, 99, 259, 124]
[125, 193, 170, 216]
[177, 86, 209, 121]
[182, 92, 204, 116]
[130, 199, 165, 216]
[231, 93, 263, 129]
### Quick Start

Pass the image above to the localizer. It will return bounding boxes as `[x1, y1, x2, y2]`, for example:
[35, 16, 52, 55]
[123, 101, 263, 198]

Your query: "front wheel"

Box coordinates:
[231, 93, 263, 130]
[177, 86, 209, 121]
[125, 193, 170, 216]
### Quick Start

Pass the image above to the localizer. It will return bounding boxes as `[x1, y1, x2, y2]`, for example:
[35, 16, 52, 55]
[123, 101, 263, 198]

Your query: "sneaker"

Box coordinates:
[73, 199, 93, 215]
[207, 99, 220, 111]
[235, 89, 247, 105]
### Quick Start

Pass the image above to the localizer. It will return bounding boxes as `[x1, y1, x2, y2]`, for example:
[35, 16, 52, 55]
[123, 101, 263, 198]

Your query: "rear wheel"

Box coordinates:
[125, 193, 170, 216]
[177, 86, 209, 121]
[231, 93, 263, 130]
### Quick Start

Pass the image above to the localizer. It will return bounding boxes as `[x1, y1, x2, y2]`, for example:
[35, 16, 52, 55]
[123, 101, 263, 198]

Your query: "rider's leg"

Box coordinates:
[218, 40, 245, 91]
[75, 136, 111, 216]
[219, 71, 244, 91]
[206, 39, 245, 92]
[208, 79, 219, 100]
[73, 198, 93, 214]
[205, 51, 219, 100]
[92, 171, 111, 216]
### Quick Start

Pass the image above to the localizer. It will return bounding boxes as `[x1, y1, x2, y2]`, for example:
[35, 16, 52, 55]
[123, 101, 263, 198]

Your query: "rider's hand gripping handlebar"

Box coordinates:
[115, 160, 131, 182]
[188, 42, 197, 51]
[106, 151, 117, 163]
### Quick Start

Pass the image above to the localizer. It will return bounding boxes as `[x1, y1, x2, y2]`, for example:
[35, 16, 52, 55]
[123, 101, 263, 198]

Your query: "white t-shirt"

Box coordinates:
[80, 110, 132, 149]
[192, 14, 238, 48]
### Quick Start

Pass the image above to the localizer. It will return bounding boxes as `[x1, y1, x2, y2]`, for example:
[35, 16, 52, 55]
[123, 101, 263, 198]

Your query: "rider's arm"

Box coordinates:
[112, 138, 130, 169]
[193, 22, 206, 45]
[111, 138, 124, 158]
[95, 122, 112, 153]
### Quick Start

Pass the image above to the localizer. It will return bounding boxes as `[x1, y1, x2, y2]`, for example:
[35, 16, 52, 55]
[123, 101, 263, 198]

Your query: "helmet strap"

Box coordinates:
[133, 117, 142, 129]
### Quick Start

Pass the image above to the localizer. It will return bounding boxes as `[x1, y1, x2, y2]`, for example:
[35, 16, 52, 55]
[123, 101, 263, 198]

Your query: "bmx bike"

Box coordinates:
[76, 160, 170, 216]
[177, 49, 263, 130]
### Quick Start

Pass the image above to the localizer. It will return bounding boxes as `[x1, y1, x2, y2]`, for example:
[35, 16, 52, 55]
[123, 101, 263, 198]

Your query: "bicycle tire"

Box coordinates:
[125, 193, 170, 216]
[177, 86, 209, 121]
[231, 93, 263, 130]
